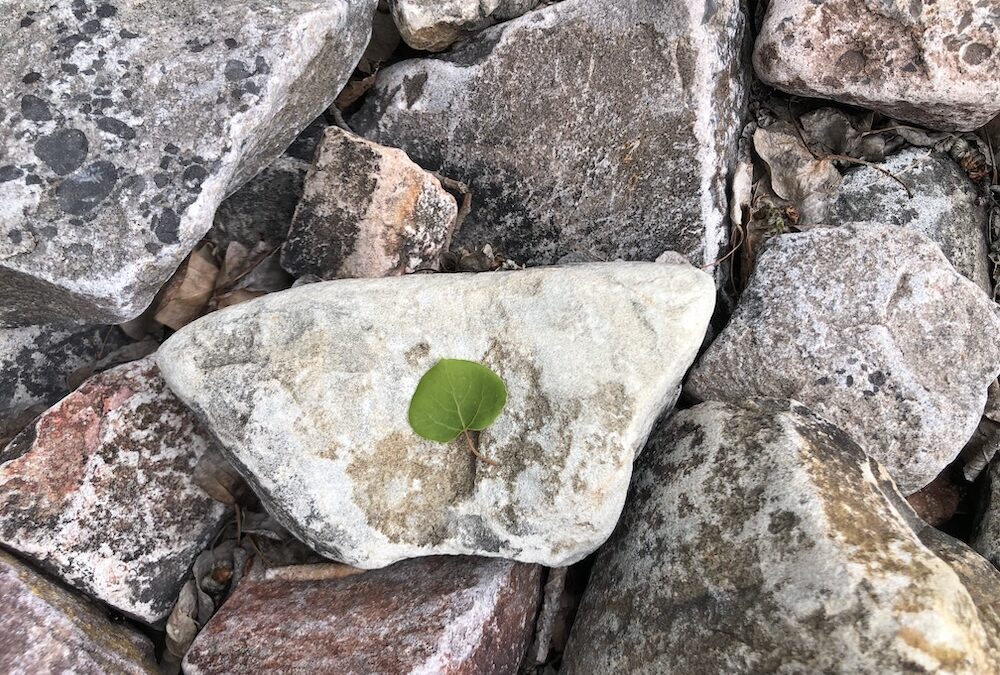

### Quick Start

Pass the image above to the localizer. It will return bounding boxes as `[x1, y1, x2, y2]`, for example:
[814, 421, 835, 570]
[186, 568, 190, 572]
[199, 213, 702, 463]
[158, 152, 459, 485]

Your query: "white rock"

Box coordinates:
[157, 262, 716, 568]
[687, 225, 1000, 494]
[390, 0, 541, 51]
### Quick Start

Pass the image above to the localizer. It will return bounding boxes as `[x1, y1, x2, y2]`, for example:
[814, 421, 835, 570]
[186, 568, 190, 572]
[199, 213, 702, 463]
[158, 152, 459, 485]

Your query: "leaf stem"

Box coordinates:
[463, 429, 499, 466]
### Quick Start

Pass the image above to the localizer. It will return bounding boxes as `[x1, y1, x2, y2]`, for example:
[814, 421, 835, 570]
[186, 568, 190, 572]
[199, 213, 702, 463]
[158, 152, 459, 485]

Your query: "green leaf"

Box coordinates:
[408, 359, 508, 443]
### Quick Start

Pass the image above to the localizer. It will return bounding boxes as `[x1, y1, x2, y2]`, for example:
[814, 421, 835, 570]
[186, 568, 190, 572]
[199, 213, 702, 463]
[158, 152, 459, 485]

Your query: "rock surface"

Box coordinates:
[1, 322, 124, 420]
[973, 461, 1000, 569]
[753, 0, 1000, 131]
[0, 0, 376, 327]
[390, 0, 541, 51]
[686, 225, 1000, 494]
[352, 0, 746, 268]
[0, 549, 157, 674]
[157, 262, 715, 568]
[211, 156, 310, 249]
[828, 149, 991, 291]
[0, 358, 228, 624]
[563, 400, 1000, 674]
[280, 127, 458, 279]
[184, 556, 541, 674]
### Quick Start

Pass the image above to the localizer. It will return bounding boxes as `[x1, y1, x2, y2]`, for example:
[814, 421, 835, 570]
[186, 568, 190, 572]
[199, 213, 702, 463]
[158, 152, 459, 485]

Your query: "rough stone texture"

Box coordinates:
[0, 357, 228, 624]
[753, 0, 1000, 131]
[0, 549, 157, 675]
[280, 127, 458, 279]
[352, 0, 746, 269]
[973, 461, 1000, 569]
[390, 0, 541, 51]
[211, 155, 310, 249]
[563, 400, 1000, 674]
[157, 261, 715, 568]
[184, 556, 541, 674]
[828, 149, 991, 291]
[1, 322, 125, 420]
[0, 0, 376, 327]
[686, 225, 1000, 495]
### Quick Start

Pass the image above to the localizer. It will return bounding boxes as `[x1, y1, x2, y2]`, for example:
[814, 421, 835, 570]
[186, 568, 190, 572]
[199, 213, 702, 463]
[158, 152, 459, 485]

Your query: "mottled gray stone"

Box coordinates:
[687, 225, 1000, 494]
[211, 156, 310, 249]
[753, 0, 1000, 131]
[156, 262, 715, 568]
[280, 127, 458, 279]
[0, 358, 228, 624]
[184, 557, 541, 674]
[563, 400, 1000, 674]
[972, 461, 1000, 570]
[352, 0, 746, 269]
[0, 322, 125, 421]
[390, 0, 541, 51]
[0, 0, 376, 327]
[0, 549, 157, 675]
[828, 149, 991, 291]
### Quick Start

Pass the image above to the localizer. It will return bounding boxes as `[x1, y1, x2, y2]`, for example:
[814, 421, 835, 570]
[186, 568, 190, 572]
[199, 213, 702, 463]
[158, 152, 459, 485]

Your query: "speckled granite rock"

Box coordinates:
[352, 0, 746, 268]
[828, 149, 991, 291]
[184, 557, 541, 674]
[563, 400, 1000, 674]
[687, 225, 1000, 495]
[0, 0, 376, 327]
[753, 0, 1000, 131]
[157, 262, 715, 568]
[390, 0, 541, 51]
[0, 358, 228, 624]
[280, 127, 458, 279]
[0, 549, 157, 674]
[1, 322, 125, 420]
[211, 156, 310, 249]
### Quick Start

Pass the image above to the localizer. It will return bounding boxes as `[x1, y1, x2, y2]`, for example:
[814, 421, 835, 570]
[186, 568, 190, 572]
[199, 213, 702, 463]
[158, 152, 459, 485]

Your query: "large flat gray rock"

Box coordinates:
[157, 262, 715, 568]
[352, 0, 746, 269]
[0, 0, 376, 327]
[753, 0, 1000, 131]
[563, 400, 1000, 674]
[687, 225, 1000, 495]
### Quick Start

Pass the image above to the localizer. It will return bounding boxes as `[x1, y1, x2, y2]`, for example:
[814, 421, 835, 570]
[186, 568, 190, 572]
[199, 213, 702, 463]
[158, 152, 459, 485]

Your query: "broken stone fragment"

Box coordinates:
[753, 0, 1000, 131]
[0, 322, 126, 421]
[183, 556, 541, 674]
[156, 262, 716, 568]
[827, 148, 991, 292]
[972, 461, 1000, 570]
[352, 0, 747, 269]
[280, 127, 458, 279]
[0, 357, 229, 624]
[686, 225, 1000, 495]
[390, 0, 541, 51]
[563, 400, 1000, 674]
[0, 549, 157, 674]
[0, 0, 377, 327]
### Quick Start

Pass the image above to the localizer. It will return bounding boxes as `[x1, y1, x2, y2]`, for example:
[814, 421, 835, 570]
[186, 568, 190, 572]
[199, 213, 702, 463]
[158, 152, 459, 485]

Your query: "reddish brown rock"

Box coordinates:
[280, 126, 458, 280]
[184, 556, 542, 674]
[0, 549, 157, 674]
[0, 357, 228, 625]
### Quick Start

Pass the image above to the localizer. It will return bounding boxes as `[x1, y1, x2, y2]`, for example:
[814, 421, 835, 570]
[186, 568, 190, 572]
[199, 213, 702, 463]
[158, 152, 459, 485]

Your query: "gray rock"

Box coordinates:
[753, 0, 1000, 131]
[563, 400, 1000, 674]
[828, 149, 991, 292]
[686, 225, 1000, 494]
[0, 322, 125, 421]
[352, 0, 747, 269]
[280, 127, 458, 279]
[0, 549, 157, 675]
[0, 0, 376, 327]
[184, 557, 541, 674]
[156, 261, 716, 568]
[0, 358, 228, 624]
[390, 0, 541, 51]
[972, 461, 1000, 569]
